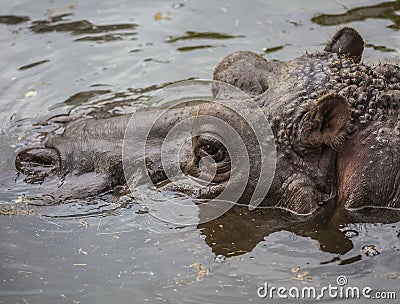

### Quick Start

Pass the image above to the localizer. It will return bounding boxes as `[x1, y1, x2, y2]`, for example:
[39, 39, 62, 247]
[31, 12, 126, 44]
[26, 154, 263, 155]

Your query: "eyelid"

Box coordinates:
[197, 135, 223, 147]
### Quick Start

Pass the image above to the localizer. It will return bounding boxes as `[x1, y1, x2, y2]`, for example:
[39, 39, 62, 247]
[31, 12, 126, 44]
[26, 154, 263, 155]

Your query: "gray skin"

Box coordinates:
[16, 27, 400, 215]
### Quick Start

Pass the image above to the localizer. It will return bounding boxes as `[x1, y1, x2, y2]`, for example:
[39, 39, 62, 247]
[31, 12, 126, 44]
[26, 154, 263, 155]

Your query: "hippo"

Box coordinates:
[16, 27, 400, 216]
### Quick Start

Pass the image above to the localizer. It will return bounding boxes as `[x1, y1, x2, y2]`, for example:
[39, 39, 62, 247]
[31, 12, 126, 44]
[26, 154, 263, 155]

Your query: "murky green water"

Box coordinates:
[1, 0, 399, 303]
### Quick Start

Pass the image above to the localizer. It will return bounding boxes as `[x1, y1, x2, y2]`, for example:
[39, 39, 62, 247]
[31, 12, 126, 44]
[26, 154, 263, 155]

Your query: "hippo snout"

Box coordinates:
[16, 148, 60, 182]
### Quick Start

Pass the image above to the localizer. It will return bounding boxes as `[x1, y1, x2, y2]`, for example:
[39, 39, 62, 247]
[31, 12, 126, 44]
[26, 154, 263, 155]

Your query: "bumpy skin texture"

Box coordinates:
[213, 27, 399, 213]
[16, 27, 400, 215]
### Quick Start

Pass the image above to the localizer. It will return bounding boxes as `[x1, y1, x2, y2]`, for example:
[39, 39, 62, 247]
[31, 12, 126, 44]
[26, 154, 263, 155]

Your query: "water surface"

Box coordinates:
[1, 0, 399, 303]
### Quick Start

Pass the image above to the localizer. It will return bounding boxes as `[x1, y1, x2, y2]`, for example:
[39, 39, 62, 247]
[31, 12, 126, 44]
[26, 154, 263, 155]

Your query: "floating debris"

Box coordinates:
[190, 261, 210, 281]
[24, 90, 37, 98]
[78, 248, 88, 255]
[14, 195, 29, 204]
[154, 12, 171, 21]
[291, 266, 313, 282]
[0, 196, 36, 216]
[362, 245, 380, 256]
[80, 220, 89, 228]
[0, 204, 35, 216]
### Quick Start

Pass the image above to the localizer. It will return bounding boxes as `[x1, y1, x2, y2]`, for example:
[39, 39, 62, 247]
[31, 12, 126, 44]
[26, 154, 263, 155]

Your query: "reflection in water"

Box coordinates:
[311, 1, 400, 29]
[44, 79, 197, 118]
[50, 89, 113, 109]
[177, 45, 218, 52]
[166, 31, 243, 53]
[197, 204, 400, 260]
[0, 15, 30, 25]
[18, 59, 50, 70]
[36, 193, 133, 218]
[263, 45, 285, 54]
[166, 31, 244, 43]
[365, 43, 396, 52]
[75, 32, 137, 42]
[29, 13, 138, 43]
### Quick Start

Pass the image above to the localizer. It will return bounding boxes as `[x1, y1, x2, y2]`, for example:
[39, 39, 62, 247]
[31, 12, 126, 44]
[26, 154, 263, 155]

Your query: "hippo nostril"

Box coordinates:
[16, 148, 59, 173]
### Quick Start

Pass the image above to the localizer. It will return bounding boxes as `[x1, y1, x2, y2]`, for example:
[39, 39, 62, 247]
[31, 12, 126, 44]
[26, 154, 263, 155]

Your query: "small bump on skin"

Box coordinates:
[276, 51, 399, 140]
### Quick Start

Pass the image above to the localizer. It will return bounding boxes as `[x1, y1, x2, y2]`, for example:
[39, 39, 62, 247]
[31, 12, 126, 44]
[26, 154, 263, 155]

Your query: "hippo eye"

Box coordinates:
[201, 144, 219, 156]
[196, 136, 226, 162]
[199, 143, 225, 162]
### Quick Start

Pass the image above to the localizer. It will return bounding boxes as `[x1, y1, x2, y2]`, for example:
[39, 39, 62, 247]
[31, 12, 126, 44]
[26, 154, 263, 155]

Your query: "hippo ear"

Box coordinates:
[324, 27, 364, 62]
[299, 94, 350, 149]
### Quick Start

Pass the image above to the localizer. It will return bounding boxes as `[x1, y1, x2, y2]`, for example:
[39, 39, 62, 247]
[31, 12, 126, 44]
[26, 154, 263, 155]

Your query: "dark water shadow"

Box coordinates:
[263, 45, 286, 54]
[18, 59, 50, 70]
[177, 44, 219, 52]
[165, 31, 243, 53]
[49, 90, 113, 110]
[197, 204, 400, 259]
[29, 13, 138, 43]
[166, 31, 244, 43]
[365, 43, 397, 52]
[311, 1, 400, 29]
[0, 15, 30, 25]
[46, 79, 196, 119]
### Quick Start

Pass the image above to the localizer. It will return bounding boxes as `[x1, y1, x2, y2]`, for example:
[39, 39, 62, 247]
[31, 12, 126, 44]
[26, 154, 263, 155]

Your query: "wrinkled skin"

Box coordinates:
[16, 27, 400, 216]
[209, 27, 400, 214]
[338, 117, 400, 210]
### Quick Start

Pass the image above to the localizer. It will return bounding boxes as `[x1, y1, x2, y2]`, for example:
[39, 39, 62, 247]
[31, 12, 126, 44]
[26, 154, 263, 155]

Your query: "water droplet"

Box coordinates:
[214, 254, 226, 263]
[344, 229, 359, 238]
[172, 3, 184, 9]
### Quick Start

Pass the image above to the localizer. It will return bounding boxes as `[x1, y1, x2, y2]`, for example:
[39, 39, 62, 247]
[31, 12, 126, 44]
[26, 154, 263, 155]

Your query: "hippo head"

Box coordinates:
[172, 28, 364, 214]
[178, 29, 362, 215]
[184, 27, 400, 215]
[179, 90, 350, 215]
[15, 27, 399, 216]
